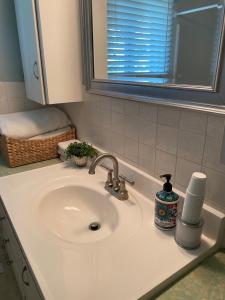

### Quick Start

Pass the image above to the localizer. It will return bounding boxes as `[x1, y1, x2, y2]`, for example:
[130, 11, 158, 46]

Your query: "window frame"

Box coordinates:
[80, 0, 225, 113]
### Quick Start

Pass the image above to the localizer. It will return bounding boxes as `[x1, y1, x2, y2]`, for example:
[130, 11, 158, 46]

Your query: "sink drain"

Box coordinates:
[89, 222, 101, 231]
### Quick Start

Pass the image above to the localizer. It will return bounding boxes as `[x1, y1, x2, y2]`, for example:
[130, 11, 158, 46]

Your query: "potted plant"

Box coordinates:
[65, 142, 98, 167]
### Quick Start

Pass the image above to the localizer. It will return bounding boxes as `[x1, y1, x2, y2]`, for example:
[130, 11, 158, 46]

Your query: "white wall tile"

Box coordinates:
[0, 81, 41, 114]
[89, 95, 100, 112]
[139, 120, 156, 146]
[111, 112, 124, 134]
[138, 143, 155, 175]
[174, 183, 186, 193]
[7, 98, 25, 113]
[0, 83, 9, 115]
[180, 110, 207, 134]
[139, 102, 157, 122]
[124, 100, 139, 116]
[175, 158, 201, 188]
[156, 125, 178, 155]
[207, 114, 225, 138]
[84, 126, 102, 147]
[203, 167, 225, 211]
[23, 98, 42, 111]
[124, 115, 139, 141]
[99, 130, 112, 152]
[221, 128, 225, 165]
[124, 137, 139, 163]
[157, 106, 180, 127]
[0, 83, 6, 99]
[101, 109, 111, 130]
[111, 98, 125, 113]
[5, 82, 26, 99]
[203, 135, 225, 174]
[89, 107, 101, 128]
[0, 98, 9, 114]
[155, 150, 176, 176]
[178, 130, 205, 164]
[110, 132, 124, 156]
[99, 95, 111, 111]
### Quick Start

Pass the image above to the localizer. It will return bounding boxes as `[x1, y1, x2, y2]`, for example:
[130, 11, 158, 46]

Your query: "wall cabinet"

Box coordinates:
[0, 200, 43, 300]
[14, 0, 83, 105]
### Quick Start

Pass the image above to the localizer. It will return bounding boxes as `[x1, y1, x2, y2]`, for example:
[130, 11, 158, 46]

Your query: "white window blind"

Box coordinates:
[107, 0, 174, 83]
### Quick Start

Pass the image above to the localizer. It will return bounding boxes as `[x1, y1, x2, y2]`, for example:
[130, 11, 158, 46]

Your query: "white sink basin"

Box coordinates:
[39, 184, 142, 244]
[39, 186, 119, 243]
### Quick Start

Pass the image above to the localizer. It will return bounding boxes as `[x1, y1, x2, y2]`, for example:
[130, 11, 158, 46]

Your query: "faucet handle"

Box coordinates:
[113, 178, 120, 192]
[119, 175, 135, 186]
[118, 179, 129, 200]
[105, 170, 113, 188]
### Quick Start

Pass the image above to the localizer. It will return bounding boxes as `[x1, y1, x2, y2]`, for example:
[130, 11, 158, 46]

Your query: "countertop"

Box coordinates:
[0, 157, 224, 300]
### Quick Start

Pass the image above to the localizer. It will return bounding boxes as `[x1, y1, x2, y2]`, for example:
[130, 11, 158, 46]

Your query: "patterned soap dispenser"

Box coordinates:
[154, 174, 179, 230]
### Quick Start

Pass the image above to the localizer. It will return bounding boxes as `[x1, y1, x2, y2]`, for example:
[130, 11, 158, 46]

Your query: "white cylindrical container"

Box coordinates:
[181, 172, 206, 225]
[175, 215, 204, 250]
[187, 172, 206, 196]
[181, 191, 204, 224]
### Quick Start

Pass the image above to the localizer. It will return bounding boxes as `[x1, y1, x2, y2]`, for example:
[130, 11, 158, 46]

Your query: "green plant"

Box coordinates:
[65, 142, 98, 159]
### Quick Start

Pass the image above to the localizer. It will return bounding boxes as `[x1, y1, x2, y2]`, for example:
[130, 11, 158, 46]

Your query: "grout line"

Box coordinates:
[153, 105, 159, 177]
[201, 114, 209, 172]
[174, 108, 182, 187]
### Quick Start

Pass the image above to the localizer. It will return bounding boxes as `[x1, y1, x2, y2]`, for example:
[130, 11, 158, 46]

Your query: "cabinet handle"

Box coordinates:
[2, 238, 9, 249]
[6, 259, 13, 265]
[22, 266, 30, 286]
[33, 61, 39, 80]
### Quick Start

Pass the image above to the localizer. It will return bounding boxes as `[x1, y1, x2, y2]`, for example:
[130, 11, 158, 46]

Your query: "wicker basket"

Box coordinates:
[0, 127, 76, 167]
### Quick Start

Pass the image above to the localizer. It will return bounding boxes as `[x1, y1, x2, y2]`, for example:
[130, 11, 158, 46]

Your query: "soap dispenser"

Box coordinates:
[155, 174, 179, 230]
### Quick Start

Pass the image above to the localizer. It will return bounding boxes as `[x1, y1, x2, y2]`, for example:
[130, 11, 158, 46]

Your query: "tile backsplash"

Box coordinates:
[0, 82, 41, 114]
[61, 91, 225, 213]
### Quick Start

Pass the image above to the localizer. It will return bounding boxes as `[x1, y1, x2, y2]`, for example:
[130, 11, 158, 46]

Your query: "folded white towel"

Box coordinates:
[58, 139, 79, 155]
[58, 139, 79, 161]
[0, 108, 71, 139]
[29, 126, 71, 140]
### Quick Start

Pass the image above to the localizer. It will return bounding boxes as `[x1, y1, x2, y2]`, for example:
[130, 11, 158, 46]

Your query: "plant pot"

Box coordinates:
[72, 156, 88, 167]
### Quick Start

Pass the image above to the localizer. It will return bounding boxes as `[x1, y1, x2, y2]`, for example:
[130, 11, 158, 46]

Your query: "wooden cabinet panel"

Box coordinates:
[14, 0, 45, 104]
[14, 0, 83, 105]
[0, 201, 42, 300]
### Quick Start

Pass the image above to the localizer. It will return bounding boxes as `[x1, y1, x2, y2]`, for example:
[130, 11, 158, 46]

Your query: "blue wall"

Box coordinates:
[0, 0, 23, 81]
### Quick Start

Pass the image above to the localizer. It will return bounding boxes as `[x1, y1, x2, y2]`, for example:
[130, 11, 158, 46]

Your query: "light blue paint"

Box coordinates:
[0, 0, 23, 81]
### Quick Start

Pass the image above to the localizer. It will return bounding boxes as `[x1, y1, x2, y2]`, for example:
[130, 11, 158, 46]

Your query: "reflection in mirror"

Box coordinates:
[92, 0, 225, 89]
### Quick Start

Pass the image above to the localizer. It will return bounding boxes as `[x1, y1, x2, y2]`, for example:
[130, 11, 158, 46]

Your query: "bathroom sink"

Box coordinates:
[39, 186, 119, 243]
[0, 162, 222, 300]
[39, 185, 141, 244]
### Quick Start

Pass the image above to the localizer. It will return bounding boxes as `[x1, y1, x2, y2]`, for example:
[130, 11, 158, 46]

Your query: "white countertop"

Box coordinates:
[0, 162, 221, 300]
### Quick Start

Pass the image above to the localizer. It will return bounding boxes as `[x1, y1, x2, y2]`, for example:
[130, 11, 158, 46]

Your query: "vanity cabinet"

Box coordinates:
[0, 201, 42, 300]
[14, 0, 83, 105]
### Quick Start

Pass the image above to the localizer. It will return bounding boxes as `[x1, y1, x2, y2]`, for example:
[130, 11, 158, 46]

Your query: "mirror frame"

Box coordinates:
[80, 0, 225, 112]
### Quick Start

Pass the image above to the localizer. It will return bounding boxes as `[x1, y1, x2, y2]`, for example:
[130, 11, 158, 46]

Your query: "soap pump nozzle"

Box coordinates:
[160, 174, 172, 192]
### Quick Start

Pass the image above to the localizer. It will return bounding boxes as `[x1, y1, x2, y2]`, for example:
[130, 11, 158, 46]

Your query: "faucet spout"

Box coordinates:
[88, 153, 128, 200]
[88, 153, 119, 181]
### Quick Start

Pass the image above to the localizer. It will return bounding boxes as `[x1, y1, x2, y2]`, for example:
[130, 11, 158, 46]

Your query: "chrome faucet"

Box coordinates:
[88, 153, 129, 200]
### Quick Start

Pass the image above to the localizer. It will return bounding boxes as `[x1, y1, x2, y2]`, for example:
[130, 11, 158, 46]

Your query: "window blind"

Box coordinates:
[107, 0, 174, 83]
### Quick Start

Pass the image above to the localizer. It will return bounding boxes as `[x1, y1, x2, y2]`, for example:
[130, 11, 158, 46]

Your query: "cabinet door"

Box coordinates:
[36, 0, 83, 104]
[14, 0, 46, 104]
[1, 211, 42, 300]
[21, 261, 42, 300]
[1, 215, 26, 299]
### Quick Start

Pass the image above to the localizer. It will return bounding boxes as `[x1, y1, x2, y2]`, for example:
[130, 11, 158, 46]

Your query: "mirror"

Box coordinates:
[91, 0, 225, 91]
